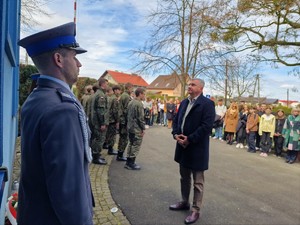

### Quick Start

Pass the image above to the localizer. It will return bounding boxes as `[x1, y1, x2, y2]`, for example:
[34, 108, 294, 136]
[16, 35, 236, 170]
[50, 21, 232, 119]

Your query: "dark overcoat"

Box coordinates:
[172, 94, 215, 171]
[18, 78, 94, 225]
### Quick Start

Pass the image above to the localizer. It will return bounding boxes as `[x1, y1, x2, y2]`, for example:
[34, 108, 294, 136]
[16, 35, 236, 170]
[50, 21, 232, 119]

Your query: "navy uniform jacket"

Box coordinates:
[18, 78, 94, 225]
[172, 94, 215, 171]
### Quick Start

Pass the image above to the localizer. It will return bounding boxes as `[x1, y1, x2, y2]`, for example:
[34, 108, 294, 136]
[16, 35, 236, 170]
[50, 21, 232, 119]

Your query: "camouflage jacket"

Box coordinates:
[91, 88, 109, 127]
[86, 94, 94, 122]
[80, 93, 90, 113]
[127, 99, 145, 133]
[119, 91, 131, 125]
[108, 94, 120, 124]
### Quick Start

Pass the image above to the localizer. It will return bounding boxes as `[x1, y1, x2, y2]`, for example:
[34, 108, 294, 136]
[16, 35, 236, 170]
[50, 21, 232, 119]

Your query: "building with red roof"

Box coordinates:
[100, 70, 148, 88]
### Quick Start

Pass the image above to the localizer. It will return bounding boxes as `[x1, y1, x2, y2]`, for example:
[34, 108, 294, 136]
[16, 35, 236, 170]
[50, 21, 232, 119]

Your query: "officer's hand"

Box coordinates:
[141, 130, 145, 136]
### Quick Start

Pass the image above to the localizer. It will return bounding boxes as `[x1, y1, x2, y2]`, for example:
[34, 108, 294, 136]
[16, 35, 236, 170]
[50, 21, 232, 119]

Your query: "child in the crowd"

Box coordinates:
[273, 109, 286, 157]
[283, 107, 300, 164]
[259, 106, 276, 157]
[236, 105, 248, 148]
[246, 106, 259, 153]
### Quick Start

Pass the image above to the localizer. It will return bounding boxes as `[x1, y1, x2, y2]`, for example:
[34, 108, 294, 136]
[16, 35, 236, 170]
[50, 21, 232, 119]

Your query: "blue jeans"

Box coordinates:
[215, 127, 223, 138]
[248, 131, 256, 152]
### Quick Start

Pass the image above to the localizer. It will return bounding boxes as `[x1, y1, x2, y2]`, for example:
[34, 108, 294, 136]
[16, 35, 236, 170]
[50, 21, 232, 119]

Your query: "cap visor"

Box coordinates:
[68, 46, 87, 54]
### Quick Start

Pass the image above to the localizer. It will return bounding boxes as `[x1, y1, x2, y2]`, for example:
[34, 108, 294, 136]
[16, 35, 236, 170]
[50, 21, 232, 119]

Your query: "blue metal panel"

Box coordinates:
[0, 0, 20, 222]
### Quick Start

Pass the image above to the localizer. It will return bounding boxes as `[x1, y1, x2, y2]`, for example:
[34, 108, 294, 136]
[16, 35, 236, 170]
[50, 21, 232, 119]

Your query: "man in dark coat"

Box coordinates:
[17, 22, 94, 225]
[170, 78, 215, 224]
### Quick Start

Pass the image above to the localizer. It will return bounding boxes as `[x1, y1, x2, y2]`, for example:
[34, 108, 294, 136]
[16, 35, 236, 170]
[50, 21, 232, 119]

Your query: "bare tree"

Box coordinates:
[205, 55, 259, 100]
[207, 0, 300, 68]
[132, 0, 220, 97]
[21, 0, 51, 31]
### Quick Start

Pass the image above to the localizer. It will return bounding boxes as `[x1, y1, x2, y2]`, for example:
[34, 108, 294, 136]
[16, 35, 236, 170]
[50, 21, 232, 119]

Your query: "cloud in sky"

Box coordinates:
[19, 0, 300, 101]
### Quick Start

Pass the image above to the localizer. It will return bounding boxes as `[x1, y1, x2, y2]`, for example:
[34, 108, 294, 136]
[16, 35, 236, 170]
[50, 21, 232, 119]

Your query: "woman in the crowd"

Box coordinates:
[144, 97, 152, 128]
[151, 100, 158, 126]
[224, 102, 239, 145]
[283, 107, 300, 164]
[236, 104, 248, 148]
[273, 109, 286, 158]
[259, 106, 276, 157]
[166, 98, 176, 129]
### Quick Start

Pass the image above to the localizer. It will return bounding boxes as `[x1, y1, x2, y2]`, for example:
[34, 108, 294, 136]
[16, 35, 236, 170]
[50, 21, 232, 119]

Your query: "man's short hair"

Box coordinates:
[112, 85, 121, 91]
[106, 86, 112, 93]
[135, 87, 145, 97]
[31, 48, 67, 72]
[125, 82, 133, 90]
[191, 78, 205, 87]
[99, 78, 108, 86]
[92, 83, 99, 92]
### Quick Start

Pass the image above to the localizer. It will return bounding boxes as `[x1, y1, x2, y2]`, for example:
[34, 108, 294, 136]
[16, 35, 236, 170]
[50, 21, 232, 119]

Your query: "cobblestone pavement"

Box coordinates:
[90, 153, 131, 225]
[13, 137, 131, 225]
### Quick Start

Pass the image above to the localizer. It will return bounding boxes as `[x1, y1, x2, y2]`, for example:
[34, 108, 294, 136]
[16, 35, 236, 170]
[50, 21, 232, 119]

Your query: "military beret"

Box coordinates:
[18, 22, 87, 57]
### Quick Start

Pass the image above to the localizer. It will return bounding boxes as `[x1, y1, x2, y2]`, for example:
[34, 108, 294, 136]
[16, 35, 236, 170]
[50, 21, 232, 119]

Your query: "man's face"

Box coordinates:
[140, 92, 146, 101]
[114, 89, 121, 96]
[101, 81, 108, 90]
[187, 80, 203, 96]
[261, 104, 267, 111]
[61, 50, 82, 85]
[217, 101, 223, 106]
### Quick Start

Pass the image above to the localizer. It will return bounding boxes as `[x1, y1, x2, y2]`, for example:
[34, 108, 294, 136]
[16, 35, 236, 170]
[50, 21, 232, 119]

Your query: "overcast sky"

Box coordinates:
[19, 0, 300, 101]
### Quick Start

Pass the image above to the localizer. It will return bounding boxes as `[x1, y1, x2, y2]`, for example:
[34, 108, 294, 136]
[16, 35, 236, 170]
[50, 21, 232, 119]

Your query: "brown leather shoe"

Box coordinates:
[184, 212, 200, 224]
[169, 201, 190, 210]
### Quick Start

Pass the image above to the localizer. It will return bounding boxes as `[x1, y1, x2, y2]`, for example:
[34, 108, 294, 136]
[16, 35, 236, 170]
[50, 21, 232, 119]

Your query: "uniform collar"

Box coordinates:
[39, 75, 71, 91]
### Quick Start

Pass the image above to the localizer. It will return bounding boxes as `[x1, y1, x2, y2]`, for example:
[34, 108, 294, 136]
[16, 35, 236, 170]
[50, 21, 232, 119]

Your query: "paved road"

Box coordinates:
[109, 126, 300, 225]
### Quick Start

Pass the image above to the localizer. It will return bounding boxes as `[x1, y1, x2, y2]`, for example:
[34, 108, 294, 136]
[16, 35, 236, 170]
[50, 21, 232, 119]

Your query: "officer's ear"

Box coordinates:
[53, 52, 64, 68]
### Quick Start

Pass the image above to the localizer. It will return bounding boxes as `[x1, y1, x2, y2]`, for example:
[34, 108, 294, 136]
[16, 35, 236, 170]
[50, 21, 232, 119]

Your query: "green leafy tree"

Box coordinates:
[19, 64, 38, 106]
[208, 0, 300, 69]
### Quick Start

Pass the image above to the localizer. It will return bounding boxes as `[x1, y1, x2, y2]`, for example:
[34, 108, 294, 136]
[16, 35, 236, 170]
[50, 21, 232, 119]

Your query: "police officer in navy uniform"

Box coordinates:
[18, 22, 94, 225]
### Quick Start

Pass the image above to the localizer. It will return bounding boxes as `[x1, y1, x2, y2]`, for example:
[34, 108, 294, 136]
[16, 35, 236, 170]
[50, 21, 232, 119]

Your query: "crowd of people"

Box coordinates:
[82, 83, 300, 166]
[213, 99, 300, 164]
[81, 86, 183, 168]
[81, 81, 148, 170]
[17, 21, 298, 225]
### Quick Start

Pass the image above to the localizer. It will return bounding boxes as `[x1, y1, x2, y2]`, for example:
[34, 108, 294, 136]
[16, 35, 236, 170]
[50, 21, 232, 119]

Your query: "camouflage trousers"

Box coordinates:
[118, 123, 128, 153]
[127, 132, 144, 158]
[106, 123, 117, 148]
[91, 125, 107, 156]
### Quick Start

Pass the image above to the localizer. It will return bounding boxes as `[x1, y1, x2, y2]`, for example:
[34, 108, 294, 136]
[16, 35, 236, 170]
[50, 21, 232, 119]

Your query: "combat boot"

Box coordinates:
[108, 146, 118, 155]
[124, 157, 141, 170]
[116, 151, 127, 161]
[92, 154, 107, 165]
[102, 142, 108, 149]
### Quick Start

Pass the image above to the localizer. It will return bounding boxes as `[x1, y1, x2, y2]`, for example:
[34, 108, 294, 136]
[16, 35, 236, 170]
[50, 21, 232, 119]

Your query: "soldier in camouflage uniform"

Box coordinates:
[86, 84, 98, 128]
[125, 88, 146, 170]
[117, 82, 134, 161]
[105, 85, 121, 155]
[90, 78, 109, 165]
[81, 85, 93, 114]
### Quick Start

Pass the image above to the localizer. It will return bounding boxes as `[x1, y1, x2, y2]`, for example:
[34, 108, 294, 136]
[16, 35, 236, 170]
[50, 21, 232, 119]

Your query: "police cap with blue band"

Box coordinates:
[18, 22, 87, 57]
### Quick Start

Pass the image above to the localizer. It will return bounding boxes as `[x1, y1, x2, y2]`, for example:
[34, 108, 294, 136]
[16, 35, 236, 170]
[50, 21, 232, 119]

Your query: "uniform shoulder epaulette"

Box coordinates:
[56, 89, 76, 103]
